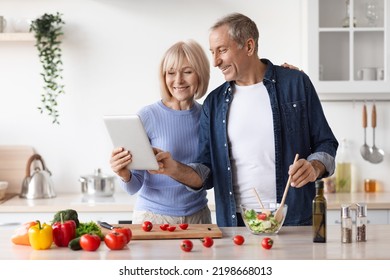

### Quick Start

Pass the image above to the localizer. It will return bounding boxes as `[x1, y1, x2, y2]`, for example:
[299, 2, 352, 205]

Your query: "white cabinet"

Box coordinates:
[327, 209, 389, 224]
[306, 0, 390, 97]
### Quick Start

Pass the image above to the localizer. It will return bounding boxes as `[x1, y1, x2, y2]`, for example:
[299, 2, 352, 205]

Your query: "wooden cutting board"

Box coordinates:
[100, 223, 223, 240]
[0, 145, 35, 194]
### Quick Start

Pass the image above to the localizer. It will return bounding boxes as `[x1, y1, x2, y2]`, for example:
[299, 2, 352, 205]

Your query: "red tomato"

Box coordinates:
[201, 236, 214, 248]
[79, 233, 101, 251]
[257, 213, 267, 220]
[179, 223, 189, 230]
[180, 239, 193, 252]
[167, 226, 176, 232]
[261, 237, 274, 250]
[112, 227, 132, 244]
[104, 232, 127, 250]
[233, 235, 245, 245]
[160, 224, 169, 231]
[142, 221, 153, 232]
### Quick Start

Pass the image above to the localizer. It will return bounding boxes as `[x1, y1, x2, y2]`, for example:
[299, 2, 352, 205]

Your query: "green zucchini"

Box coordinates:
[68, 237, 82, 251]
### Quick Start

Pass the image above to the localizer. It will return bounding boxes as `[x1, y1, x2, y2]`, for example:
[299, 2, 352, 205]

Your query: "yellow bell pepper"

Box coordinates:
[28, 220, 53, 250]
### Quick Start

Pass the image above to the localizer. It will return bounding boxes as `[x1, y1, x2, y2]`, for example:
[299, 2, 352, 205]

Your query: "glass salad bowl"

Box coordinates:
[241, 202, 288, 235]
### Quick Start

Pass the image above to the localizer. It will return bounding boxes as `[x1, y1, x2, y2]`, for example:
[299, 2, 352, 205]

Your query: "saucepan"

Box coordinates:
[79, 168, 116, 197]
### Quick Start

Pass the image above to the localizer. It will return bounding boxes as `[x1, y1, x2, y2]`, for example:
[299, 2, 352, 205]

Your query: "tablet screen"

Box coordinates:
[103, 115, 159, 170]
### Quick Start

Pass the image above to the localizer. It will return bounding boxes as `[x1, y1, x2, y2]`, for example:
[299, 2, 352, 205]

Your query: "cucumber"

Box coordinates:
[68, 237, 82, 251]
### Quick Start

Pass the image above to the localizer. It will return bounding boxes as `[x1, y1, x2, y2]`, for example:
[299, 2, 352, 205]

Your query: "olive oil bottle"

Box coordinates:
[335, 139, 351, 193]
[313, 180, 327, 243]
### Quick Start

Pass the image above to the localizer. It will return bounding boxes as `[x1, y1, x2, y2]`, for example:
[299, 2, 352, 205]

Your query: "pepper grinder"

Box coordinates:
[356, 203, 367, 242]
[341, 204, 352, 243]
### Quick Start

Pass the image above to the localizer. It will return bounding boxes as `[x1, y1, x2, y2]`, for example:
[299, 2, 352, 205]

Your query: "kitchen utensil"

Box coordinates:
[357, 67, 377, 80]
[368, 103, 384, 164]
[99, 223, 223, 240]
[252, 188, 264, 210]
[98, 221, 115, 230]
[80, 168, 116, 197]
[274, 153, 299, 223]
[360, 103, 372, 161]
[20, 154, 56, 199]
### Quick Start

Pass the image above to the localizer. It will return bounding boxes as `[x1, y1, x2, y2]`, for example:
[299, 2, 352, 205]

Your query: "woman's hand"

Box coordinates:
[110, 147, 132, 182]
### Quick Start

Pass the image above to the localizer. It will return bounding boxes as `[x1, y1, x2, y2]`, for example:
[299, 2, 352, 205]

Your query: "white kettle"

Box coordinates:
[20, 154, 56, 199]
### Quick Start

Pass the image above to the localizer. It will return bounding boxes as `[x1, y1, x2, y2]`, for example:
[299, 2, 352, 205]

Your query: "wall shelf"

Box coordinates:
[0, 33, 34, 42]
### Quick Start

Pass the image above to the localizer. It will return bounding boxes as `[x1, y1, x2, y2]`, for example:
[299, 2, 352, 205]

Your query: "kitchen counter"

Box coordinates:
[1, 224, 390, 260]
[325, 192, 390, 209]
[0, 193, 137, 213]
[1, 191, 389, 213]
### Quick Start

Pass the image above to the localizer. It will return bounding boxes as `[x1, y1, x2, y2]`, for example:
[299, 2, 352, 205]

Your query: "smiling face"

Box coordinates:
[165, 59, 199, 105]
[209, 25, 253, 85]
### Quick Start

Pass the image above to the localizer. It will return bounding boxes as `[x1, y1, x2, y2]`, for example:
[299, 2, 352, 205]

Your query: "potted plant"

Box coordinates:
[30, 12, 65, 124]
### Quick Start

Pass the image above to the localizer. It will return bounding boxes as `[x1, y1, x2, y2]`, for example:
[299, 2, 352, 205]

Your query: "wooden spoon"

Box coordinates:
[252, 188, 265, 210]
[274, 153, 299, 223]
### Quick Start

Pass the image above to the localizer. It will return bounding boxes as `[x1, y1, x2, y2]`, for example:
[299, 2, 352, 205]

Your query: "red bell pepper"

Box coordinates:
[52, 213, 76, 247]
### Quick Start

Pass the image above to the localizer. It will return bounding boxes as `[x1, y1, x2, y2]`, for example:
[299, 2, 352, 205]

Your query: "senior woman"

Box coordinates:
[110, 40, 212, 224]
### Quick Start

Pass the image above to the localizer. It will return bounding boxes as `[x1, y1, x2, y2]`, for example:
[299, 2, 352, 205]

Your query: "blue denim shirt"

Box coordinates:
[191, 59, 338, 227]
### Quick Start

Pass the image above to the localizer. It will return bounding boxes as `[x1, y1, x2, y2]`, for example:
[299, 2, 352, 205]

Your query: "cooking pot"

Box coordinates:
[79, 168, 116, 197]
[20, 154, 56, 199]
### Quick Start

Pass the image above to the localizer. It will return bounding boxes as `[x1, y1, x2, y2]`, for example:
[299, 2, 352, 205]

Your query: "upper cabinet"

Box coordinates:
[307, 0, 390, 98]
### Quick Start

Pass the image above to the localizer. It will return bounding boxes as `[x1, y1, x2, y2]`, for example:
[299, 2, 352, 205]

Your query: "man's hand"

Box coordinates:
[148, 147, 175, 175]
[150, 147, 203, 189]
[289, 159, 325, 188]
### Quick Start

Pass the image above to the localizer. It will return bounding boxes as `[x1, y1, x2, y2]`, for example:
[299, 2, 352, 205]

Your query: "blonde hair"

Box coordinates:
[159, 40, 210, 100]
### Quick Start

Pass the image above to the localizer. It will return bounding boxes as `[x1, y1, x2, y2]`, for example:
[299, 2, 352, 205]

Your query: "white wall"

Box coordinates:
[0, 0, 388, 194]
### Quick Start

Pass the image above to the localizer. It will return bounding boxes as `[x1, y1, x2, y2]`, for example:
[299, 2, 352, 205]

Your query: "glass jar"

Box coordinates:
[356, 203, 367, 242]
[364, 179, 376, 193]
[341, 204, 352, 243]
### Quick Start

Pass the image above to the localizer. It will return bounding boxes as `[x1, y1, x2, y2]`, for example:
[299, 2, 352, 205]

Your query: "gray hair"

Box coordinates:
[210, 13, 259, 54]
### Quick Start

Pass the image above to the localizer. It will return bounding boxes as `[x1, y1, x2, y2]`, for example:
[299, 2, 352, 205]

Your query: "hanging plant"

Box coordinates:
[30, 12, 65, 124]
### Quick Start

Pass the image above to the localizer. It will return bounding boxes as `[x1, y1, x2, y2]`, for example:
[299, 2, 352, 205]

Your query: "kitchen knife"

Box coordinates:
[98, 221, 115, 230]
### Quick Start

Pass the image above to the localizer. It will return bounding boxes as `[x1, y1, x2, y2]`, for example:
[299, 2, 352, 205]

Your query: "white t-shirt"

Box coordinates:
[227, 82, 276, 212]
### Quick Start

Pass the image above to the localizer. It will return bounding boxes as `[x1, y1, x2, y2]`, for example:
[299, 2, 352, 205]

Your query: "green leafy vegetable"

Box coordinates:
[243, 209, 281, 234]
[76, 221, 104, 240]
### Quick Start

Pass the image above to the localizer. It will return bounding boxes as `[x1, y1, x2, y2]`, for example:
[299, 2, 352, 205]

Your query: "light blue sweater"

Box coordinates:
[119, 100, 208, 216]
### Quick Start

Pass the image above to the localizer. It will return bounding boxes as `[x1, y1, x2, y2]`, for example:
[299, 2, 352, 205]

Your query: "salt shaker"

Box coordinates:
[356, 203, 367, 242]
[341, 204, 352, 243]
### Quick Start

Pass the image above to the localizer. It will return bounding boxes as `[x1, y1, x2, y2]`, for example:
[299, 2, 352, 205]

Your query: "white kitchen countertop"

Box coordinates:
[1, 225, 390, 260]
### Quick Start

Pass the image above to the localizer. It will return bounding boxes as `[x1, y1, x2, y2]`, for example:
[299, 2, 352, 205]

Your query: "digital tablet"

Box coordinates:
[103, 115, 159, 170]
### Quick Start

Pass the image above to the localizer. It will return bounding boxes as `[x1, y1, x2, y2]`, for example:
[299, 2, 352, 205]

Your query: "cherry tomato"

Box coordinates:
[104, 231, 127, 250]
[233, 235, 245, 245]
[179, 223, 189, 230]
[160, 224, 169, 231]
[79, 233, 101, 251]
[168, 226, 176, 232]
[112, 227, 132, 244]
[261, 237, 274, 250]
[201, 236, 214, 248]
[142, 221, 153, 232]
[257, 213, 267, 220]
[180, 239, 193, 252]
